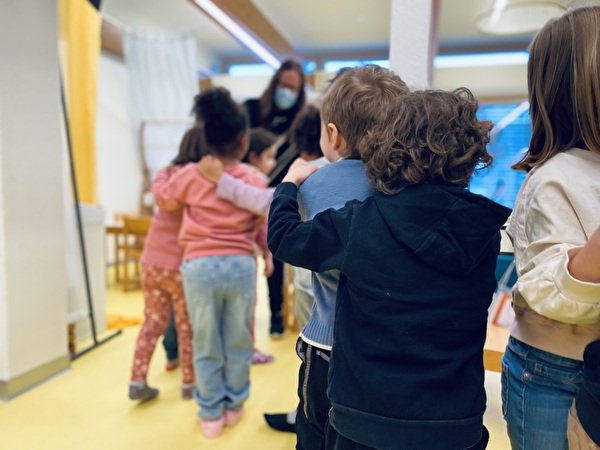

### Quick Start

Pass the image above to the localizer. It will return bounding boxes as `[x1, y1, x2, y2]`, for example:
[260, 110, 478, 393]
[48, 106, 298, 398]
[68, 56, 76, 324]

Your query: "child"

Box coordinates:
[501, 6, 600, 450]
[290, 65, 409, 450]
[291, 104, 325, 164]
[268, 88, 511, 449]
[264, 103, 326, 433]
[244, 127, 277, 364]
[243, 127, 277, 177]
[157, 87, 271, 438]
[288, 104, 326, 329]
[128, 126, 206, 402]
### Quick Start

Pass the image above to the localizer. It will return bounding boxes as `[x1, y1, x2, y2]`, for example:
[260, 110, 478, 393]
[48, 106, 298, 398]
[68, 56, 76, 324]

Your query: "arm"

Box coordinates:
[267, 182, 348, 273]
[151, 167, 184, 212]
[515, 181, 600, 324]
[568, 226, 600, 283]
[217, 174, 275, 216]
[255, 220, 274, 277]
[198, 155, 274, 216]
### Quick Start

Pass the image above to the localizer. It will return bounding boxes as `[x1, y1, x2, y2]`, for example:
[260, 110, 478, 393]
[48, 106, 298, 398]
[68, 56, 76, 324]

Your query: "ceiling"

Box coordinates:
[101, 0, 594, 71]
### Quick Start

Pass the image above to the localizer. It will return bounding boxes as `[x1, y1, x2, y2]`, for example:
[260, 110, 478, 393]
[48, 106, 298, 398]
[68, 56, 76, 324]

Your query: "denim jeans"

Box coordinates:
[502, 337, 584, 450]
[180, 255, 256, 420]
[162, 308, 178, 361]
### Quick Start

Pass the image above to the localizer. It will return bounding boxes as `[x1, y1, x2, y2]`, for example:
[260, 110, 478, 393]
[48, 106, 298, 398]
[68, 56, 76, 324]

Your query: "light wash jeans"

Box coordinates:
[501, 336, 584, 450]
[180, 255, 256, 420]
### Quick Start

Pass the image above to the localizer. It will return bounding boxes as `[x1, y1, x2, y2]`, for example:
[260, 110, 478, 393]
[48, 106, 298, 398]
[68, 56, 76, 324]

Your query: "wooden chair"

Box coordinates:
[122, 215, 152, 292]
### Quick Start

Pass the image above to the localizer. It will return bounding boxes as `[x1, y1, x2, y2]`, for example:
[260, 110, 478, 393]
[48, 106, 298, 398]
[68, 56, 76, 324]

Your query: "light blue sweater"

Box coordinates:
[297, 159, 371, 349]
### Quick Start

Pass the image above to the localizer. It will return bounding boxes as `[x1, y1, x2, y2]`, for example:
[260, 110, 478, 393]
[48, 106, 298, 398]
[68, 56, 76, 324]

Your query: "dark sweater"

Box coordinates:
[268, 182, 511, 450]
[576, 339, 600, 446]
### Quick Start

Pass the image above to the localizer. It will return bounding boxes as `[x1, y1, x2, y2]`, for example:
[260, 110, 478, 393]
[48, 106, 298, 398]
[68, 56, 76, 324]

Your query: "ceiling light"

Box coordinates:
[192, 0, 281, 69]
[476, 1, 566, 35]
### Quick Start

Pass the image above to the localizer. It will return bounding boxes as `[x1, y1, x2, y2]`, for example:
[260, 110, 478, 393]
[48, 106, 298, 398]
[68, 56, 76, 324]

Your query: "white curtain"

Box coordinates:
[122, 31, 198, 210]
[123, 31, 199, 125]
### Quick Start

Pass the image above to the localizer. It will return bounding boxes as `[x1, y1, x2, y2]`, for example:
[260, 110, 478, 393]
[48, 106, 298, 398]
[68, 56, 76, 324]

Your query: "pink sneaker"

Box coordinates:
[252, 348, 275, 365]
[199, 416, 225, 438]
[224, 407, 244, 427]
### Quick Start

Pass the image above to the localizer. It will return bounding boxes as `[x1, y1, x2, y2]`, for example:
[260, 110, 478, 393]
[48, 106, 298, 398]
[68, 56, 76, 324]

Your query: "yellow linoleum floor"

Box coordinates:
[0, 267, 511, 449]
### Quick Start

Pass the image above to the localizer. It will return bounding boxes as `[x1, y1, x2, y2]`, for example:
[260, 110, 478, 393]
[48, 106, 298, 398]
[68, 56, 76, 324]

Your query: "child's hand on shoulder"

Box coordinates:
[283, 164, 318, 186]
[198, 155, 223, 184]
[289, 157, 308, 171]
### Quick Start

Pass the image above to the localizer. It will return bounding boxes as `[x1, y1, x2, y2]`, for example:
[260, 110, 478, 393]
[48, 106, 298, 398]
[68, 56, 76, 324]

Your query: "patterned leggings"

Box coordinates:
[131, 263, 194, 385]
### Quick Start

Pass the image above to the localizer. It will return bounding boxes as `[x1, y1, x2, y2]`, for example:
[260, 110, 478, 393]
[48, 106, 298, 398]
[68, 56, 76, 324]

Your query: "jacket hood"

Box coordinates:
[372, 183, 512, 276]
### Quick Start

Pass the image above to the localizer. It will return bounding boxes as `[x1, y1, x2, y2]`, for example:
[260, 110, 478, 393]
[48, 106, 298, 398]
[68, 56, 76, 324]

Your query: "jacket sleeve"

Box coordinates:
[268, 182, 349, 273]
[512, 178, 600, 324]
[151, 167, 184, 212]
[216, 173, 274, 216]
[152, 166, 195, 211]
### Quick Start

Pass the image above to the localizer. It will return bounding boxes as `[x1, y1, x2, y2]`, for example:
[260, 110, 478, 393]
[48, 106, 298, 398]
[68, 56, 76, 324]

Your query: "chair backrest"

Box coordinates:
[121, 215, 152, 291]
[123, 215, 152, 236]
[123, 215, 152, 257]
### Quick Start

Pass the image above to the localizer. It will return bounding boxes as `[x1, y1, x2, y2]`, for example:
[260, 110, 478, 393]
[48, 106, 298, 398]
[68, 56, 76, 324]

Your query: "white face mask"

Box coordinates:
[274, 87, 299, 110]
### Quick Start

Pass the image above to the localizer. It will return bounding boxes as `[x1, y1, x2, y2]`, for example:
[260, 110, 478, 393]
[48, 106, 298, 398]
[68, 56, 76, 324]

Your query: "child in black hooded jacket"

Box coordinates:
[267, 88, 511, 450]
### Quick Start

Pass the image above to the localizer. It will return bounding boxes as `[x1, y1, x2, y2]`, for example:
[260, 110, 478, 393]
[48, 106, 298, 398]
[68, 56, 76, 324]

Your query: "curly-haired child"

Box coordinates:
[268, 88, 511, 449]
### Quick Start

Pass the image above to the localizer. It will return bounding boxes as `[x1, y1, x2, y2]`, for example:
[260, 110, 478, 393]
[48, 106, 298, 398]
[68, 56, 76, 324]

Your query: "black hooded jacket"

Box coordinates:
[268, 182, 512, 450]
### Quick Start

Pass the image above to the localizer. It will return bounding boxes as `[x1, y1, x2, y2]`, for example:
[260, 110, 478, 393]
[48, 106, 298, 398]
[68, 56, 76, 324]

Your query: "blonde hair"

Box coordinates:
[513, 6, 600, 172]
[320, 65, 409, 158]
[360, 88, 493, 195]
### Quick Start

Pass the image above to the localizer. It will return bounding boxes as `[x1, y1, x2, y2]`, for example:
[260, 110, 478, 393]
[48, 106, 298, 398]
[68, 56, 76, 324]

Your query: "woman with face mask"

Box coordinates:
[244, 60, 306, 183]
[243, 59, 307, 338]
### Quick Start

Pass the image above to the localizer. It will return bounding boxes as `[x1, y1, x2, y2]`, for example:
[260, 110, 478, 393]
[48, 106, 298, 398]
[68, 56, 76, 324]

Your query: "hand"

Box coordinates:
[288, 157, 308, 171]
[264, 253, 274, 277]
[568, 225, 600, 283]
[282, 164, 318, 186]
[198, 155, 223, 184]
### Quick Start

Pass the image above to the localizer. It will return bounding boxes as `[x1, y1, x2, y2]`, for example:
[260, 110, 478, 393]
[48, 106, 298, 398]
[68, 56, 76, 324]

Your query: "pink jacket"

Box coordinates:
[140, 166, 185, 270]
[155, 162, 268, 262]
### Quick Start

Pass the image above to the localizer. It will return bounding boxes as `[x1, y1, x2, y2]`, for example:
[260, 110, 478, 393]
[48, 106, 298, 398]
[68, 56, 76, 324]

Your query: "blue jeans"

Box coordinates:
[162, 308, 178, 361]
[180, 255, 256, 420]
[501, 337, 584, 450]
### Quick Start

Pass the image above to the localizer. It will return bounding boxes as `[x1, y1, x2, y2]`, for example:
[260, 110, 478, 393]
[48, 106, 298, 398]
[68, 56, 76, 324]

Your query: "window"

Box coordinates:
[228, 63, 275, 77]
[469, 103, 530, 210]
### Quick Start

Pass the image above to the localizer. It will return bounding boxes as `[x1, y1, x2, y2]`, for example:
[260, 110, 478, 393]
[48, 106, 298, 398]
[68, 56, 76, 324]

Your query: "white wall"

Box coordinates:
[0, 1, 69, 384]
[435, 64, 528, 98]
[96, 53, 141, 230]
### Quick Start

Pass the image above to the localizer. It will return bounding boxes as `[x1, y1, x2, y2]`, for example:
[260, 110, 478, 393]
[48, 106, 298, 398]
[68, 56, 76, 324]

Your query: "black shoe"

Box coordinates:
[129, 383, 159, 402]
[264, 413, 295, 433]
[270, 314, 285, 339]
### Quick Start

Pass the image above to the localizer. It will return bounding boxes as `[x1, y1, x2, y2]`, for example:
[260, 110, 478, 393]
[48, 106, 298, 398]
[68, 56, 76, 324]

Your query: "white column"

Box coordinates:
[0, 1, 70, 398]
[389, 0, 440, 90]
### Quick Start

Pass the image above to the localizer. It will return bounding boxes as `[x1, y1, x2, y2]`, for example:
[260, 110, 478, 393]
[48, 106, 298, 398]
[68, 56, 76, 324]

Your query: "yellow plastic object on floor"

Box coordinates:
[106, 313, 143, 329]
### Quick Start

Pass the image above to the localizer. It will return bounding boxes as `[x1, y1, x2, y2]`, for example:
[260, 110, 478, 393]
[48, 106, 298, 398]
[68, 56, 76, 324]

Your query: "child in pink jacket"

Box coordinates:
[157, 87, 271, 438]
[128, 126, 206, 402]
